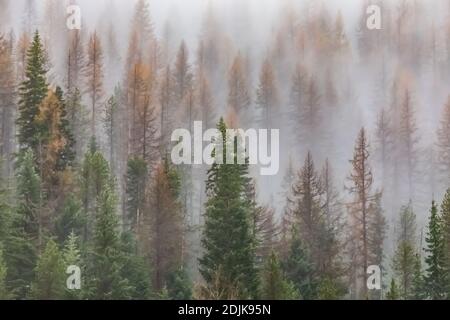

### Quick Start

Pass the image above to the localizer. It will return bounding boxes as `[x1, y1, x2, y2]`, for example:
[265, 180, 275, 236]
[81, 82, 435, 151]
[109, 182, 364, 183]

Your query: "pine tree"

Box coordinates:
[103, 90, 119, 171]
[199, 118, 258, 299]
[392, 203, 419, 299]
[55, 194, 84, 243]
[423, 201, 447, 299]
[30, 238, 65, 300]
[17, 31, 48, 152]
[260, 251, 299, 300]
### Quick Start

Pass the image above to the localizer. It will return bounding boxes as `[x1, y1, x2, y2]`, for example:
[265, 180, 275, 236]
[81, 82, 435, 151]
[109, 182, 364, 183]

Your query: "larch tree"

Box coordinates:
[227, 53, 251, 122]
[347, 127, 386, 299]
[84, 32, 104, 139]
[145, 160, 183, 293]
[255, 59, 279, 128]
[173, 41, 193, 109]
[66, 29, 85, 93]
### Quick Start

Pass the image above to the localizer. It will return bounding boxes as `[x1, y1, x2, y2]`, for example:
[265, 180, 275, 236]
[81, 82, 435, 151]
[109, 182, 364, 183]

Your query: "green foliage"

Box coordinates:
[424, 201, 447, 299]
[120, 232, 152, 299]
[55, 86, 76, 169]
[283, 231, 317, 300]
[199, 118, 258, 299]
[90, 184, 131, 299]
[17, 31, 48, 152]
[63, 232, 83, 299]
[166, 267, 192, 300]
[260, 251, 299, 300]
[55, 194, 84, 243]
[30, 239, 65, 299]
[386, 279, 400, 300]
[0, 245, 12, 299]
[392, 203, 419, 299]
[125, 157, 148, 232]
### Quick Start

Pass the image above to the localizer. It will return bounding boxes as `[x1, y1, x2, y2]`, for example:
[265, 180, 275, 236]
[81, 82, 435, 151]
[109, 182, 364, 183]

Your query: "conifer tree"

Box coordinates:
[437, 97, 450, 187]
[62, 231, 83, 299]
[283, 230, 317, 299]
[260, 251, 299, 300]
[392, 202, 419, 299]
[90, 184, 131, 299]
[386, 279, 400, 300]
[256, 59, 278, 128]
[423, 201, 447, 299]
[0, 245, 12, 299]
[227, 53, 251, 120]
[347, 128, 386, 299]
[146, 160, 183, 292]
[84, 32, 104, 138]
[166, 267, 192, 300]
[17, 31, 48, 152]
[30, 239, 65, 300]
[440, 188, 450, 287]
[125, 157, 148, 233]
[199, 118, 258, 299]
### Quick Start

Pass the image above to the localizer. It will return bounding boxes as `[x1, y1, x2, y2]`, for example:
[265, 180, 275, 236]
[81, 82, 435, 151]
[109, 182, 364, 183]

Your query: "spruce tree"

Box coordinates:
[440, 188, 450, 295]
[423, 201, 447, 299]
[63, 231, 83, 299]
[199, 118, 258, 299]
[17, 31, 48, 152]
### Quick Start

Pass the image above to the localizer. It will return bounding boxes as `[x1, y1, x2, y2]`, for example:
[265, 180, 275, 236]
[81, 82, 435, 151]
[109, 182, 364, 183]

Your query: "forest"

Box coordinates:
[1, 0, 450, 300]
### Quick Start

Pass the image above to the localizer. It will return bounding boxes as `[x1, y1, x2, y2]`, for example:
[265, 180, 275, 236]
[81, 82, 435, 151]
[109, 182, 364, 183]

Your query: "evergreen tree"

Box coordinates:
[166, 267, 192, 300]
[386, 279, 400, 300]
[120, 231, 151, 299]
[90, 184, 131, 299]
[199, 118, 258, 299]
[17, 31, 48, 152]
[0, 245, 12, 299]
[423, 201, 447, 299]
[30, 238, 65, 300]
[440, 188, 450, 294]
[125, 157, 148, 233]
[283, 230, 317, 299]
[392, 203, 419, 299]
[260, 251, 299, 300]
[55, 194, 84, 243]
[63, 231, 83, 299]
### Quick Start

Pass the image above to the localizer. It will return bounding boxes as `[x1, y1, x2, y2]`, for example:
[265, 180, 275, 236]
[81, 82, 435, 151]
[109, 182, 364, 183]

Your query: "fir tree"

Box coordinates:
[0, 245, 12, 299]
[260, 251, 299, 300]
[392, 202, 419, 299]
[17, 31, 48, 152]
[166, 267, 192, 300]
[30, 238, 65, 300]
[125, 157, 148, 233]
[423, 201, 447, 299]
[386, 279, 400, 300]
[199, 118, 258, 299]
[62, 231, 83, 299]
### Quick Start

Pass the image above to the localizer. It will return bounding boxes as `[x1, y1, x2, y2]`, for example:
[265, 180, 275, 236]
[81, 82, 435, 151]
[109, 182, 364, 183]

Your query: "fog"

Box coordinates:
[2, 0, 450, 283]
